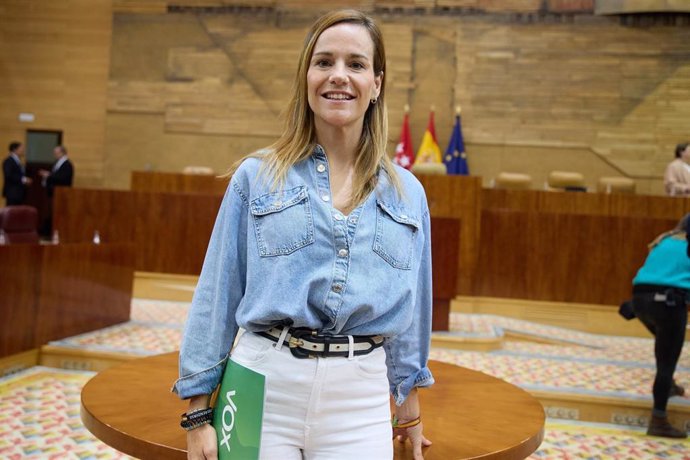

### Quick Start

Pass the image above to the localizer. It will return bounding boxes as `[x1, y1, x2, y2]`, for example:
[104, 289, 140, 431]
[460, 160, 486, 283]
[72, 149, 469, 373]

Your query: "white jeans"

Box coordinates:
[230, 331, 393, 460]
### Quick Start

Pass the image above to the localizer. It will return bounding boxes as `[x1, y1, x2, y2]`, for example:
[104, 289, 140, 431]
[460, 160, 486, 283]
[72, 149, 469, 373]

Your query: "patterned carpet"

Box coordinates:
[2, 299, 688, 458]
[0, 367, 131, 459]
[1, 367, 688, 459]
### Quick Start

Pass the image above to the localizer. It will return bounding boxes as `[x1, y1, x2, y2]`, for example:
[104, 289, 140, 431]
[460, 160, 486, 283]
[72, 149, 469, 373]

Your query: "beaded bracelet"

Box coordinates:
[180, 407, 213, 431]
[392, 415, 421, 429]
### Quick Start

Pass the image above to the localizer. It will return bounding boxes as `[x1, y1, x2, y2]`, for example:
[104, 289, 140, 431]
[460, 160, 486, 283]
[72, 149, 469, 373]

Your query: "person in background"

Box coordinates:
[38, 145, 74, 237]
[631, 214, 689, 438]
[174, 9, 434, 460]
[38, 145, 73, 197]
[2, 141, 32, 205]
[663, 142, 690, 196]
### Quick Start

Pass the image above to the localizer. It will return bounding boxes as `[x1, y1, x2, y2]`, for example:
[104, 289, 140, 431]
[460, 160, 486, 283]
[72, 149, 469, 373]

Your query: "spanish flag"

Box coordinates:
[414, 111, 442, 165]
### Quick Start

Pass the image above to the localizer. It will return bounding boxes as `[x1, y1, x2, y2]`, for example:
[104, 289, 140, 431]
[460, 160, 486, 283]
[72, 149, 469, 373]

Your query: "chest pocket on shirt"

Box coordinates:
[373, 201, 419, 270]
[250, 186, 314, 257]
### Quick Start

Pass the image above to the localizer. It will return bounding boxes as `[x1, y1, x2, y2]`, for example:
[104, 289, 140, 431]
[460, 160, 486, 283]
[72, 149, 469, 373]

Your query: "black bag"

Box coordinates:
[618, 299, 635, 320]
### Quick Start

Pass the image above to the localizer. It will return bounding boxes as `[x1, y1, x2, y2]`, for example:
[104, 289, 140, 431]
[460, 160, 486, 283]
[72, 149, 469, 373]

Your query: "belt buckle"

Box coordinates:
[287, 328, 318, 359]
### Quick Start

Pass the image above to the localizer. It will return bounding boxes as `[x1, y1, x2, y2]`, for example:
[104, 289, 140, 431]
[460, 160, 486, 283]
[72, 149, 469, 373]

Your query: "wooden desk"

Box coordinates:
[0, 242, 135, 358]
[81, 352, 544, 459]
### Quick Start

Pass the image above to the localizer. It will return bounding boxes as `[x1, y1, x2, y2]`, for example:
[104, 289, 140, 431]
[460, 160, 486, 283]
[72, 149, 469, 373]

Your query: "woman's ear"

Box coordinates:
[373, 71, 383, 99]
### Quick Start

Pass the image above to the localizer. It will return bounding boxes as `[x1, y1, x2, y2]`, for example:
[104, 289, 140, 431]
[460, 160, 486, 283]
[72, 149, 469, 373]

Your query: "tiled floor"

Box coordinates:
[2, 299, 689, 458]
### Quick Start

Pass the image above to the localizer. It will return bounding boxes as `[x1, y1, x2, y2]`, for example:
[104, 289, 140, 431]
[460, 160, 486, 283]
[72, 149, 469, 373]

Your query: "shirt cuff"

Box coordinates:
[171, 356, 227, 399]
[391, 366, 435, 406]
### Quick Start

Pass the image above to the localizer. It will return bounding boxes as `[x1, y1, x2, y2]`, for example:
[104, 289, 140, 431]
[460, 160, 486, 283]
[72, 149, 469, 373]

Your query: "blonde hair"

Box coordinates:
[229, 9, 401, 207]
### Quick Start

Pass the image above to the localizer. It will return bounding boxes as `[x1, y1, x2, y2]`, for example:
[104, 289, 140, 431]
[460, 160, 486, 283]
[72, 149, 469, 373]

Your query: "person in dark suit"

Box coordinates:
[2, 141, 32, 205]
[38, 145, 74, 237]
[38, 145, 74, 197]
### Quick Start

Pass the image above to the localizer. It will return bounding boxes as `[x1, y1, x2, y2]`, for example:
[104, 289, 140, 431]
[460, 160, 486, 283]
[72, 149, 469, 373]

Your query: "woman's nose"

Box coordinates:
[328, 62, 348, 85]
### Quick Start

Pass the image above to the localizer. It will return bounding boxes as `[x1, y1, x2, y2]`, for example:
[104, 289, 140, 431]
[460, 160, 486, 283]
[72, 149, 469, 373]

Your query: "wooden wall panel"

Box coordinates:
[0, 245, 41, 357]
[0, 1, 112, 189]
[3, 4, 690, 196]
[609, 194, 688, 220]
[35, 243, 135, 345]
[430, 217, 461, 331]
[419, 175, 482, 294]
[53, 188, 137, 244]
[0, 243, 134, 358]
[455, 20, 690, 195]
[537, 192, 611, 216]
[475, 210, 676, 305]
[134, 193, 222, 273]
[484, 187, 690, 220]
[482, 189, 539, 213]
[474, 210, 530, 299]
[55, 187, 222, 274]
[131, 171, 228, 195]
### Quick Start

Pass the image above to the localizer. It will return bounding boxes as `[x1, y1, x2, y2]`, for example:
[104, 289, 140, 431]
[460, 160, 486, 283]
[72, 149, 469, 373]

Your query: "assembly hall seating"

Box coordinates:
[0, 205, 40, 244]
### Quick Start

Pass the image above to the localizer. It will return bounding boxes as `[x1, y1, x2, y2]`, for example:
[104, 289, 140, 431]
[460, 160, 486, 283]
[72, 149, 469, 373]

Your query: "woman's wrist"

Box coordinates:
[395, 388, 420, 422]
[392, 414, 421, 429]
[188, 394, 212, 411]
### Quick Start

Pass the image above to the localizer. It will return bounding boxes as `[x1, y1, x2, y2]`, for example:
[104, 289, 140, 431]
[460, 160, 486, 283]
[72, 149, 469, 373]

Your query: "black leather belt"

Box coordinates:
[256, 326, 385, 359]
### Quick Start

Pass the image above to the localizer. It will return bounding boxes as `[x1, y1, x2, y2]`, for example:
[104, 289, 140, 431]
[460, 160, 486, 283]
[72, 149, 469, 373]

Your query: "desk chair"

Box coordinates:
[182, 166, 214, 175]
[411, 163, 447, 176]
[546, 170, 586, 192]
[597, 176, 636, 194]
[492, 172, 533, 190]
[0, 205, 40, 244]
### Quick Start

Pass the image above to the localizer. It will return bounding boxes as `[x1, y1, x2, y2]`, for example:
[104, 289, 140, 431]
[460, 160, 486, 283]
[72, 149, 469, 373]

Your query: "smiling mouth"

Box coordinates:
[322, 93, 355, 101]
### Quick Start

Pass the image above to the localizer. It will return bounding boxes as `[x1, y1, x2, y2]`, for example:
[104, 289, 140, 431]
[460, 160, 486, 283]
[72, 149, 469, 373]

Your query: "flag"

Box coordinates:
[444, 114, 469, 175]
[393, 112, 414, 169]
[414, 111, 442, 165]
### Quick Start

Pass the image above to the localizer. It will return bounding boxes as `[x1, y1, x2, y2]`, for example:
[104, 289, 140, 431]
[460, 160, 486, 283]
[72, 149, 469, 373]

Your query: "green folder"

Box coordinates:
[213, 359, 266, 460]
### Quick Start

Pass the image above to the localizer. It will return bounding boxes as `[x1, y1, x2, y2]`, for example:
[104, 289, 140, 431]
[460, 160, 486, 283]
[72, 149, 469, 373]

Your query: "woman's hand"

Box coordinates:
[393, 420, 432, 460]
[187, 423, 217, 460]
[393, 388, 432, 459]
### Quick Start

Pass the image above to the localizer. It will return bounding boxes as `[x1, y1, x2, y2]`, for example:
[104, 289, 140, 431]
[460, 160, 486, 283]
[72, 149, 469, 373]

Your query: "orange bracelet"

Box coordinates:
[392, 415, 421, 429]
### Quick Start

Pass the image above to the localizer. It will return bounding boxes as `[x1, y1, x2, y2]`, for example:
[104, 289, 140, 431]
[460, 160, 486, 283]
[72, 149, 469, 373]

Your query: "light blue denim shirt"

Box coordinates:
[173, 146, 434, 405]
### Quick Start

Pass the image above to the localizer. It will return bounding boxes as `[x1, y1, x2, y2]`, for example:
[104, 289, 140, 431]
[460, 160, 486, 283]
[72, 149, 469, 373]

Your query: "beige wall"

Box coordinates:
[2, 2, 689, 195]
[0, 0, 112, 189]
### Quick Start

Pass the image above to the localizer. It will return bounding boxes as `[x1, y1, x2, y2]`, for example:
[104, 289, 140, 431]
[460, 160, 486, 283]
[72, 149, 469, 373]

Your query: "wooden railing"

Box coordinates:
[53, 172, 690, 308]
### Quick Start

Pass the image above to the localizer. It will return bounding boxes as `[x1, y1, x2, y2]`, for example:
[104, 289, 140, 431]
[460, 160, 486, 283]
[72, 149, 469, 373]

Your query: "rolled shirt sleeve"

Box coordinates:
[384, 206, 435, 405]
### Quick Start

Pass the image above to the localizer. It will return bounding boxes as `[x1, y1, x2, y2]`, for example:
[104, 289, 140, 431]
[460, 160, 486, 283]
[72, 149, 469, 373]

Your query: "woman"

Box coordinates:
[663, 142, 690, 196]
[632, 215, 689, 439]
[174, 10, 434, 460]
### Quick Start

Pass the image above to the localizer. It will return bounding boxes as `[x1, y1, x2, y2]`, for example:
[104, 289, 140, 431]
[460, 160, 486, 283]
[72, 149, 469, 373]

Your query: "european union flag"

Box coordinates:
[444, 114, 469, 175]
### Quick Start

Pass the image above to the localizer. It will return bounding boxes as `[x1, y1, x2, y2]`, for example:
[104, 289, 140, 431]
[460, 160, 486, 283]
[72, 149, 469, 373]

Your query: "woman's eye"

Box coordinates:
[315, 59, 331, 67]
[350, 62, 365, 70]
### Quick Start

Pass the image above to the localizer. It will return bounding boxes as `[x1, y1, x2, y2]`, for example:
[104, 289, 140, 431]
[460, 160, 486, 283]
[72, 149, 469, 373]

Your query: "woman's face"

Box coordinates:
[307, 23, 382, 134]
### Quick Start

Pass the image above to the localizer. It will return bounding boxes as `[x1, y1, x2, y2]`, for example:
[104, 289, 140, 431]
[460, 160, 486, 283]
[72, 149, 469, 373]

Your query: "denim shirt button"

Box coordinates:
[322, 195, 330, 202]
[338, 248, 348, 257]
[334, 213, 343, 221]
[331, 284, 343, 293]
[317, 164, 326, 173]
[349, 217, 358, 224]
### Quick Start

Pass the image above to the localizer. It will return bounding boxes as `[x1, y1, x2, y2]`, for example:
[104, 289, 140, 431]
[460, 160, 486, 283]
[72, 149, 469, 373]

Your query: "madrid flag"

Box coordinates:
[393, 112, 415, 169]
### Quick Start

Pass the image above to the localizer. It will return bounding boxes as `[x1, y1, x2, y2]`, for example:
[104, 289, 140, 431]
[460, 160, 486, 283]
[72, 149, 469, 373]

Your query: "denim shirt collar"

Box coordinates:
[310, 144, 418, 226]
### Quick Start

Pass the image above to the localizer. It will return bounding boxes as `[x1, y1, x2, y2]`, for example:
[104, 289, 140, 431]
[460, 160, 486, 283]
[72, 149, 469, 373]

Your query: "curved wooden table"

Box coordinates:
[81, 352, 544, 459]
